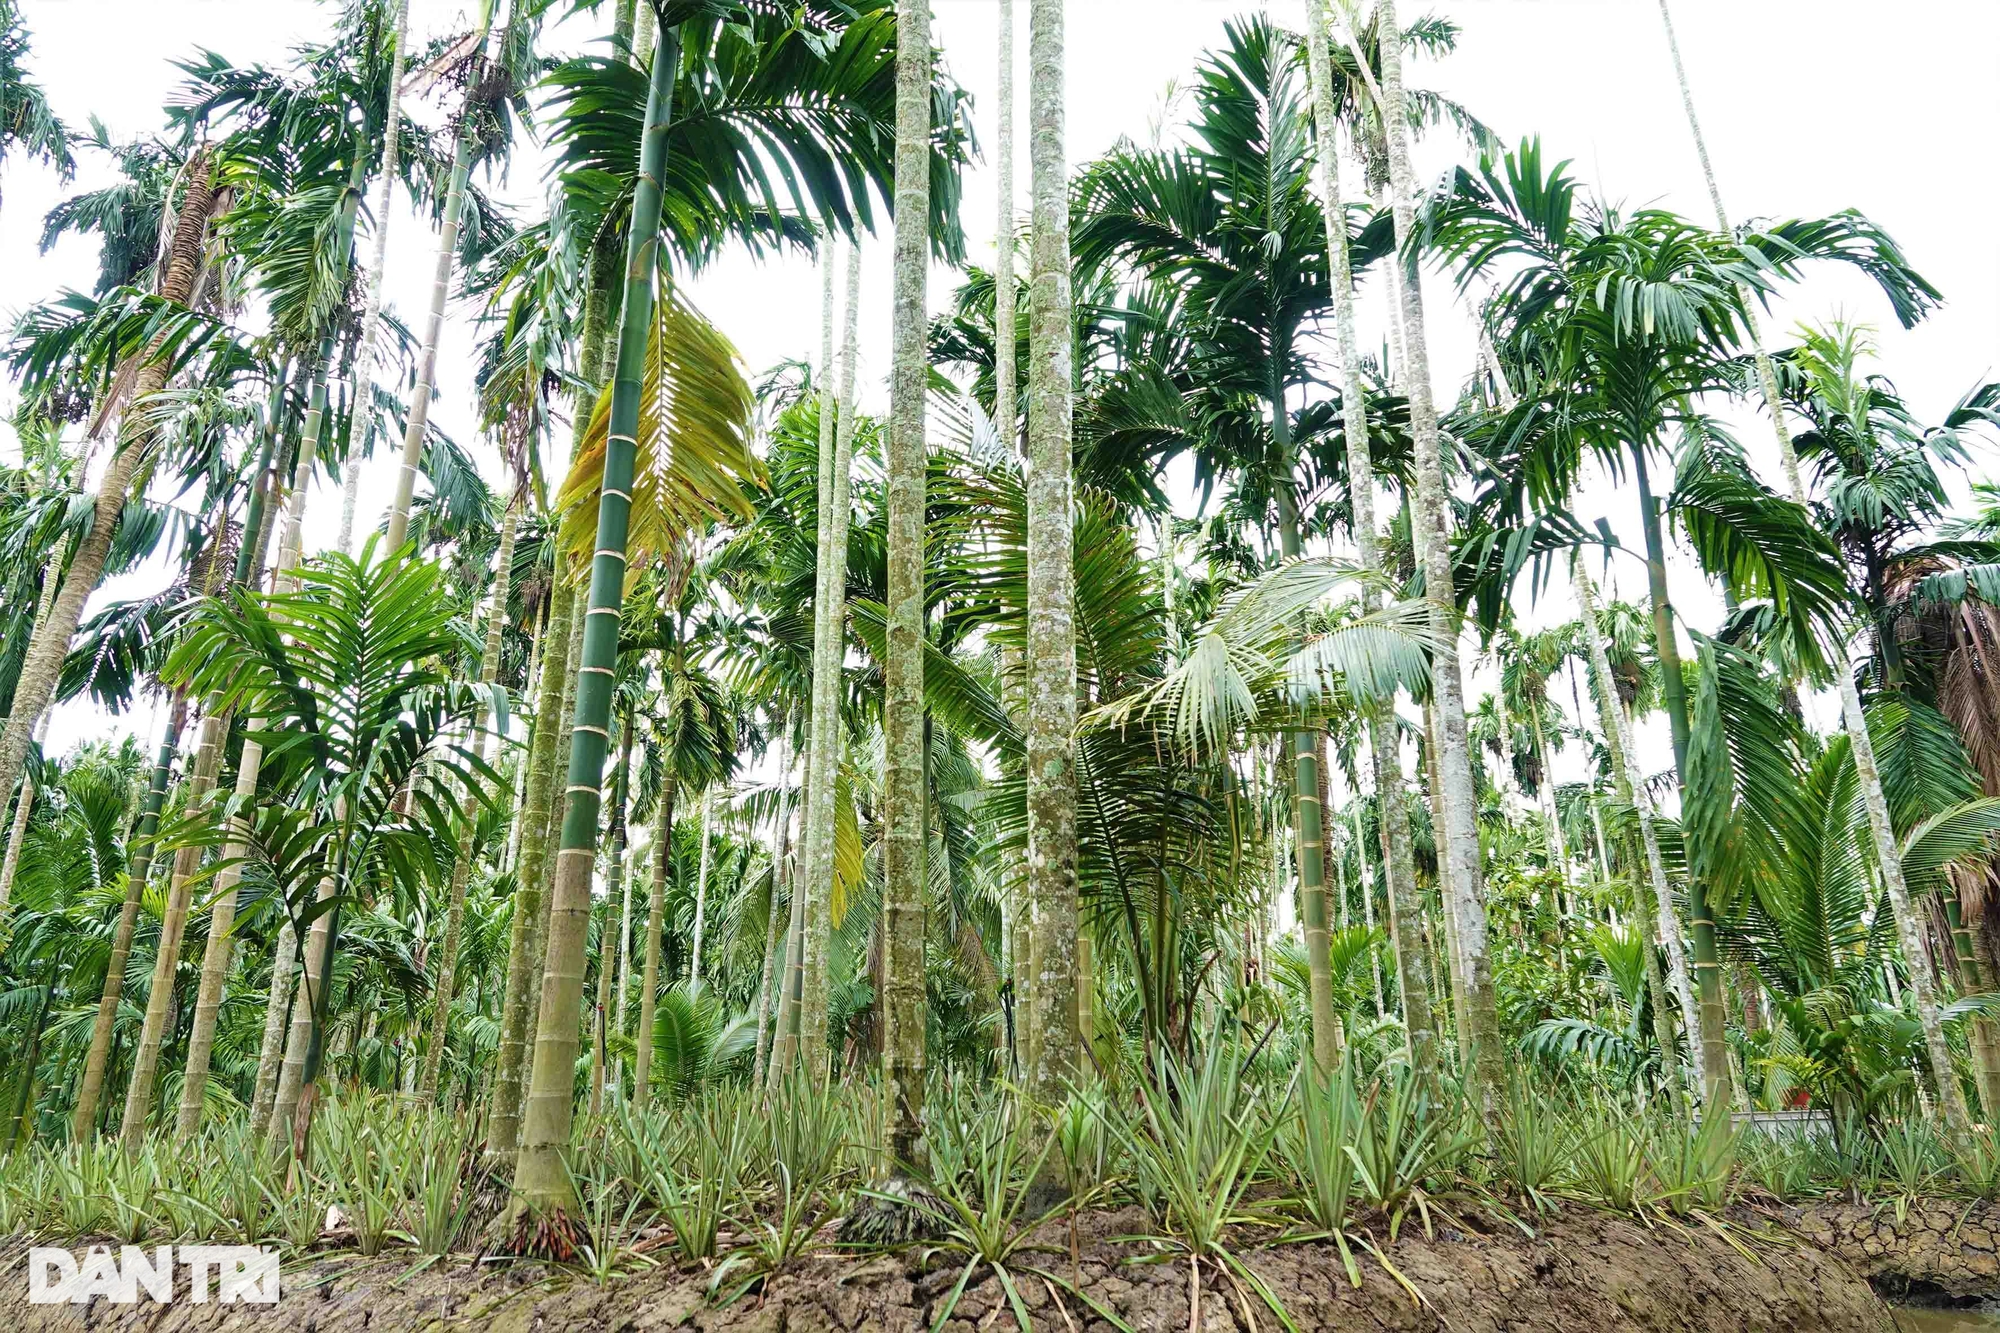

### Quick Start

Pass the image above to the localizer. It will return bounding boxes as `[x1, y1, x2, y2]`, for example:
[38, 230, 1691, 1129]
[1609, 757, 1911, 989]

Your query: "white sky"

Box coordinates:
[3, 0, 1996, 805]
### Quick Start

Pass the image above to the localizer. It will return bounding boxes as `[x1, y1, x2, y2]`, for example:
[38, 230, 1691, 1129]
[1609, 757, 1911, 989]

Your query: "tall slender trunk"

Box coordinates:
[879, 0, 932, 1170]
[0, 711, 48, 911]
[590, 713, 633, 1114]
[1842, 658, 1973, 1136]
[1375, 0, 1502, 1107]
[0, 151, 220, 866]
[1024, 0, 1079, 1108]
[1945, 892, 2000, 1120]
[248, 151, 371, 1146]
[993, 0, 1017, 445]
[800, 246, 863, 1068]
[336, 0, 411, 552]
[118, 710, 225, 1151]
[1574, 555, 1702, 1090]
[771, 782, 807, 1071]
[633, 776, 675, 1109]
[752, 727, 791, 1088]
[267, 870, 335, 1153]
[690, 788, 716, 985]
[0, 534, 65, 912]
[382, 9, 497, 553]
[174, 736, 262, 1137]
[1531, 707, 1570, 884]
[175, 427, 307, 1137]
[1652, 0, 1803, 500]
[420, 501, 519, 1097]
[511, 22, 676, 1216]
[72, 697, 186, 1141]
[1632, 450, 1730, 1103]
[487, 577, 575, 1161]
[1305, 0, 1433, 1065]
[1422, 699, 1469, 1048]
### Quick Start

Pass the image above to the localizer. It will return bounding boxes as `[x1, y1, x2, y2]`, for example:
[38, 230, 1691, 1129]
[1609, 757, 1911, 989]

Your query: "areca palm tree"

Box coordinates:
[1425, 137, 1937, 1103]
[0, 149, 225, 939]
[159, 543, 500, 1148]
[1071, 14, 1397, 1073]
[1776, 321, 2000, 1127]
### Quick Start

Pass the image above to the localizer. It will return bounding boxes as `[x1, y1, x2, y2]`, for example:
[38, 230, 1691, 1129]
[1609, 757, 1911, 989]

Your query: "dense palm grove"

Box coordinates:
[3, 0, 2000, 1300]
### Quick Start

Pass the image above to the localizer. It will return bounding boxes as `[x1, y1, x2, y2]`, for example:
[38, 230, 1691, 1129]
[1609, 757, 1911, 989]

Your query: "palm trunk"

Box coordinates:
[879, 0, 932, 1169]
[993, 0, 1017, 446]
[248, 155, 371, 1146]
[174, 736, 263, 1136]
[1024, 0, 1081, 1099]
[0, 151, 220, 859]
[800, 245, 864, 1067]
[420, 500, 519, 1098]
[1304, 0, 1434, 1065]
[1531, 708, 1570, 884]
[0, 542, 64, 912]
[72, 697, 185, 1141]
[1944, 892, 2000, 1121]
[266, 872, 335, 1153]
[1841, 657, 1973, 1136]
[771, 785, 807, 1072]
[0, 712, 48, 912]
[752, 728, 791, 1089]
[1652, 0, 1803, 500]
[247, 920, 297, 1141]
[1422, 698, 1471, 1049]
[510, 13, 677, 1216]
[175, 417, 311, 1137]
[381, 11, 496, 554]
[1573, 555, 1702, 1089]
[336, 0, 411, 553]
[1375, 0, 1502, 1108]
[118, 709, 226, 1151]
[1632, 450, 1731, 1103]
[591, 714, 633, 1113]
[632, 775, 675, 1110]
[486, 576, 575, 1161]
[689, 788, 715, 985]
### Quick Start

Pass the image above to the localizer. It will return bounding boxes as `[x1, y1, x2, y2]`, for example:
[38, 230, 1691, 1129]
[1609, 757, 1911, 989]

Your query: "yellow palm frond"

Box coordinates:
[556, 280, 764, 574]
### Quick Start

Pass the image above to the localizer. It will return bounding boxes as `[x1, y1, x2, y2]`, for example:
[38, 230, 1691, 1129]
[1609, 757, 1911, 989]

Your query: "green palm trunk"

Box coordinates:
[1632, 449, 1731, 1104]
[591, 714, 634, 1114]
[422, 500, 520, 1098]
[633, 773, 675, 1109]
[511, 20, 677, 1216]
[118, 709, 225, 1151]
[71, 695, 185, 1141]
[487, 576, 576, 1163]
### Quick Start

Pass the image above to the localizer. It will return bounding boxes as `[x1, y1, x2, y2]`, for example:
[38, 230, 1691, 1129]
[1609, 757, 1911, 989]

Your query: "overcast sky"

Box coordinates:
[3, 0, 1996, 802]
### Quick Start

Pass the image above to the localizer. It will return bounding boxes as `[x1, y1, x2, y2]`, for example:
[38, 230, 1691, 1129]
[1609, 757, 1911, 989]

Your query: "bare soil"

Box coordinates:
[1, 1202, 1900, 1332]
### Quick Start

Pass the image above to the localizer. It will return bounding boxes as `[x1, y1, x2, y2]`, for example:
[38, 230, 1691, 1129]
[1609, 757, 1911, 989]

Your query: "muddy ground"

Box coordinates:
[1788, 1198, 2000, 1301]
[1, 1201, 1906, 1332]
